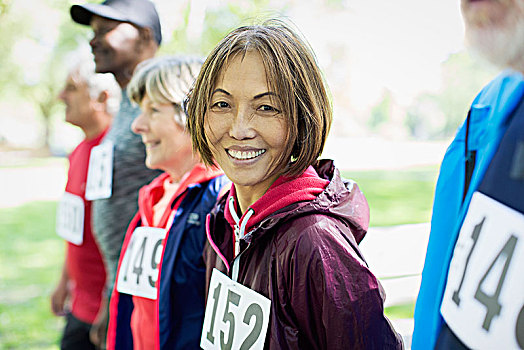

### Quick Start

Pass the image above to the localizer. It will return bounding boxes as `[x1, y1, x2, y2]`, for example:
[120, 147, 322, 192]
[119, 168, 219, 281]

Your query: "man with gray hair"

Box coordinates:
[413, 0, 524, 348]
[51, 58, 120, 350]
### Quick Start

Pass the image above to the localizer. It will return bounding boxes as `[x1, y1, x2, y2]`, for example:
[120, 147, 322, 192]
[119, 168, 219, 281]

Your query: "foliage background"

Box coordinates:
[0, 0, 497, 153]
[0, 0, 502, 348]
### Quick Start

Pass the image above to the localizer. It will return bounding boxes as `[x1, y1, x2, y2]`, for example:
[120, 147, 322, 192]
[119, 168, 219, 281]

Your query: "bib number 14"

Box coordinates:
[441, 192, 524, 349]
[201, 269, 271, 350]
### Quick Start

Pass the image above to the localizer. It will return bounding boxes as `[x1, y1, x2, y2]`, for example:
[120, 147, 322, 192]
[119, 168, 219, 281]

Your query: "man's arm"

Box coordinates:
[50, 262, 69, 316]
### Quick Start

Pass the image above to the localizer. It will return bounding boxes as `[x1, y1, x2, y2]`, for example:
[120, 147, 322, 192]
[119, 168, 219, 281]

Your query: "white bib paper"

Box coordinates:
[85, 141, 114, 200]
[441, 191, 524, 349]
[201, 269, 271, 350]
[56, 192, 85, 245]
[116, 226, 166, 300]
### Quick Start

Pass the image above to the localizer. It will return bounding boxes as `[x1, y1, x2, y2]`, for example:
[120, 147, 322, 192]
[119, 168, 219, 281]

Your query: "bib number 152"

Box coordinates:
[201, 269, 271, 350]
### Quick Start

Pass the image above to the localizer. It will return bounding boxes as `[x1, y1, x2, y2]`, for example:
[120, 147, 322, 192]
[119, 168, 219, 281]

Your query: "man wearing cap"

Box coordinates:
[69, 0, 162, 347]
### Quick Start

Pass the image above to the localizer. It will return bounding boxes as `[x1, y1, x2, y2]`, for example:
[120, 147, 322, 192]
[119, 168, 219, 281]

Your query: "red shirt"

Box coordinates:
[65, 130, 107, 324]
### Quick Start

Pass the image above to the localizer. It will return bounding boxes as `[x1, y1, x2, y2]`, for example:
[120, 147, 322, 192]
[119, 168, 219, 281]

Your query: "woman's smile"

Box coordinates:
[226, 148, 266, 161]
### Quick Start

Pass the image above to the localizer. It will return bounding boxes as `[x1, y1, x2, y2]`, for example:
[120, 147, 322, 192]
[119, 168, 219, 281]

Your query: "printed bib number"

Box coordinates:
[56, 192, 84, 245]
[116, 226, 166, 299]
[201, 269, 271, 350]
[441, 192, 524, 349]
[85, 142, 113, 200]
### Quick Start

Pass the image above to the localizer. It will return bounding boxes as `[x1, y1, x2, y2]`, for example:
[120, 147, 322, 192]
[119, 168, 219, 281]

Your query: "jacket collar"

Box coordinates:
[210, 160, 369, 254]
[138, 164, 223, 227]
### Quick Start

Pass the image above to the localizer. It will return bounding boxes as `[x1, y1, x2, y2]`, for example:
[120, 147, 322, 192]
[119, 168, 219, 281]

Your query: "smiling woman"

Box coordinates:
[186, 20, 403, 349]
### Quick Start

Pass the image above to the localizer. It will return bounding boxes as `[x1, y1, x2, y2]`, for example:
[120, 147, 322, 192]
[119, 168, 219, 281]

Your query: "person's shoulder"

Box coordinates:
[189, 175, 230, 216]
[278, 214, 371, 284]
[475, 70, 524, 106]
[209, 174, 231, 192]
[281, 213, 356, 255]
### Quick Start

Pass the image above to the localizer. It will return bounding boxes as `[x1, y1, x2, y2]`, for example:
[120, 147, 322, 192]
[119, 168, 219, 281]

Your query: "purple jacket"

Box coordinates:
[205, 160, 403, 349]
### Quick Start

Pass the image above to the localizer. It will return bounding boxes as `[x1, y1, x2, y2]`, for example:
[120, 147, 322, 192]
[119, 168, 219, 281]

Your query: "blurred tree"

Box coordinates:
[0, 0, 25, 97]
[0, 0, 11, 17]
[1, 0, 497, 148]
[0, 0, 286, 150]
[159, 0, 287, 56]
[0, 0, 89, 149]
[406, 52, 496, 139]
[369, 89, 393, 131]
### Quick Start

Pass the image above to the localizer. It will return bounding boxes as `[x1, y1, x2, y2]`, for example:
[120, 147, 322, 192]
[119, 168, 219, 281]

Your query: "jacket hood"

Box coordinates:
[314, 159, 369, 243]
[217, 159, 369, 247]
[224, 165, 329, 236]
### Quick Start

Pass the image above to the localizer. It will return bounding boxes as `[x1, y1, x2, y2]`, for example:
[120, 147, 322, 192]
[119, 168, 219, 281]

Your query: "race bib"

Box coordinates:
[116, 226, 166, 300]
[56, 192, 84, 245]
[85, 141, 113, 200]
[441, 192, 524, 349]
[201, 269, 271, 350]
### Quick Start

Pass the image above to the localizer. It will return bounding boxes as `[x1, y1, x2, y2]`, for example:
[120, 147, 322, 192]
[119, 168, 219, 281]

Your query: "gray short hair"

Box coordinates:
[69, 58, 121, 116]
[128, 55, 204, 127]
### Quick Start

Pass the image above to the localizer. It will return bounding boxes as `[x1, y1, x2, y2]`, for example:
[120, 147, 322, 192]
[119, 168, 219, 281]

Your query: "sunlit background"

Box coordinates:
[0, 1, 503, 348]
[0, 0, 497, 160]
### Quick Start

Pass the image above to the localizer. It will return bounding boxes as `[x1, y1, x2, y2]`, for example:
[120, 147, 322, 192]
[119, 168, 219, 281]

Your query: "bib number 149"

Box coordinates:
[116, 226, 165, 300]
[201, 269, 271, 350]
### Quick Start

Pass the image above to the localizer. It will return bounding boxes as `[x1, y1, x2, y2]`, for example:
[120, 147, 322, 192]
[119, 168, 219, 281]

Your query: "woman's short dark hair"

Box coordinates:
[186, 19, 332, 177]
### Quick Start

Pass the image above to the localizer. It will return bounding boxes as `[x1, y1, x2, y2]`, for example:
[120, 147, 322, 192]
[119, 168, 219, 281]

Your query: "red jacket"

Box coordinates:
[205, 160, 403, 349]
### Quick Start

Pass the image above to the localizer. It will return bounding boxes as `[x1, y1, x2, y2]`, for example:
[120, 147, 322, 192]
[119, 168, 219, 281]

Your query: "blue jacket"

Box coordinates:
[412, 71, 524, 349]
[108, 168, 229, 350]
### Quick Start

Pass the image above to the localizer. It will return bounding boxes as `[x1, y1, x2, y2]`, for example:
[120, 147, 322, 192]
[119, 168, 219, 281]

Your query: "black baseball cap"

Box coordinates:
[70, 0, 162, 45]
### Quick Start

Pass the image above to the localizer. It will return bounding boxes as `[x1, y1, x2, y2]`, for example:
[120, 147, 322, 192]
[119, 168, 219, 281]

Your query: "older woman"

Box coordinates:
[187, 21, 403, 349]
[106, 56, 229, 350]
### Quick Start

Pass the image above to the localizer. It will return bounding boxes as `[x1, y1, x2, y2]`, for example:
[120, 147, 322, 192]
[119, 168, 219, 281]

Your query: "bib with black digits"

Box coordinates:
[56, 192, 85, 245]
[85, 141, 113, 200]
[116, 226, 166, 300]
[441, 191, 524, 349]
[201, 269, 271, 350]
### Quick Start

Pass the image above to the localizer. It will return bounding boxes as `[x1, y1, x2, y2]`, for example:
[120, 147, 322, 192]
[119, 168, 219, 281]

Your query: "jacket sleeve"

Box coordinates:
[286, 218, 403, 349]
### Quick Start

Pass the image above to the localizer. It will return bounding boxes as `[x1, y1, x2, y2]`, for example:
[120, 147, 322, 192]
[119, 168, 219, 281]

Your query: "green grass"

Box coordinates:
[341, 166, 436, 322]
[0, 201, 64, 349]
[0, 167, 437, 348]
[343, 166, 438, 227]
[385, 302, 415, 320]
